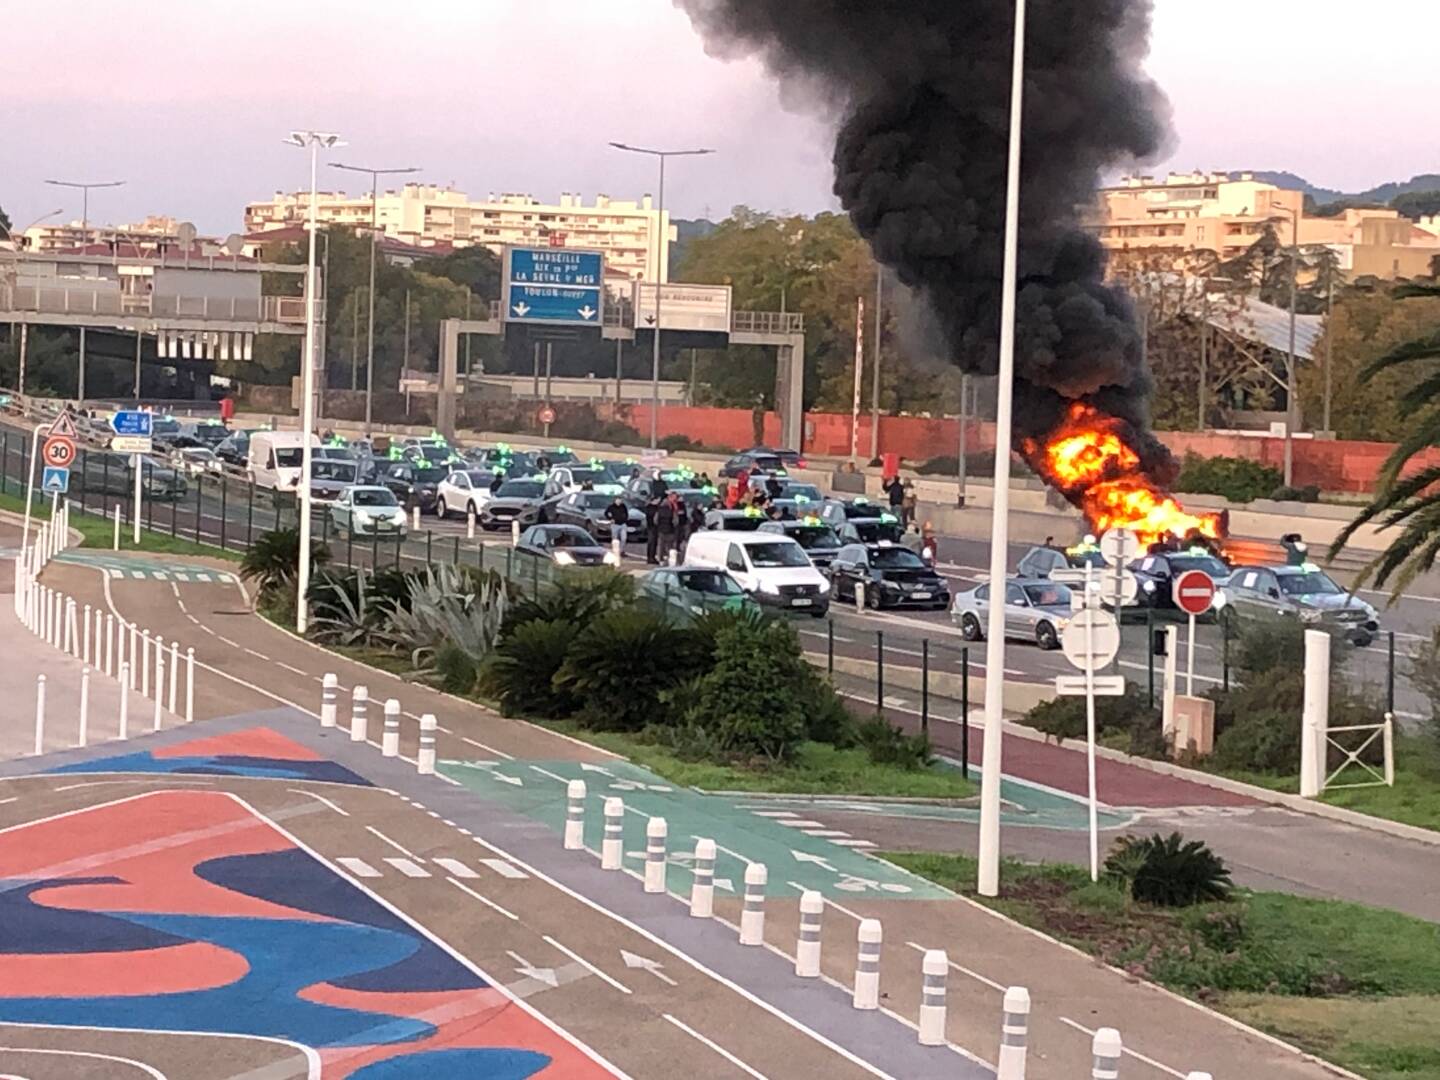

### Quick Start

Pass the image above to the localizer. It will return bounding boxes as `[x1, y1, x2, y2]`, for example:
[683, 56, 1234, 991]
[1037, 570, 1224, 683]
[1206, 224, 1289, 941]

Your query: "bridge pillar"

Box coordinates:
[774, 332, 805, 453]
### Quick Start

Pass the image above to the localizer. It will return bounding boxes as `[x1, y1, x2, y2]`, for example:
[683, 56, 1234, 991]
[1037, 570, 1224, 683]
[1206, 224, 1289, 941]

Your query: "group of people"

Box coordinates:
[642, 483, 710, 564]
[883, 475, 919, 526]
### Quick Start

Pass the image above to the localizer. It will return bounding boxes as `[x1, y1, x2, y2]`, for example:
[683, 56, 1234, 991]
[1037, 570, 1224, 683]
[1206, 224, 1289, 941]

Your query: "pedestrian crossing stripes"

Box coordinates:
[743, 808, 877, 850]
[336, 854, 529, 881]
[107, 568, 238, 583]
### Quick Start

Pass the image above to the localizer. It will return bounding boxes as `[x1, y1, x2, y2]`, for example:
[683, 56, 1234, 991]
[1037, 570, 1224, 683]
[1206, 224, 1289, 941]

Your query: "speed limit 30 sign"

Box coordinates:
[41, 436, 76, 469]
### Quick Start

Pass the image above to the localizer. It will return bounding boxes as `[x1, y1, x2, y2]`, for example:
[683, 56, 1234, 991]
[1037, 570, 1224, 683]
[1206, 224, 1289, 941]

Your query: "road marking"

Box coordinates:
[448, 877, 518, 920]
[1058, 1016, 1186, 1078]
[366, 826, 422, 861]
[0, 1045, 167, 1078]
[336, 857, 381, 878]
[663, 1014, 770, 1080]
[787, 882, 867, 923]
[278, 662, 306, 675]
[459, 734, 515, 760]
[243, 647, 268, 660]
[434, 857, 478, 879]
[0, 797, 18, 806]
[831, 838, 877, 849]
[800, 829, 851, 838]
[544, 935, 632, 995]
[529, 764, 570, 784]
[776, 819, 826, 828]
[479, 857, 528, 879]
[287, 788, 349, 816]
[749, 810, 799, 819]
[904, 940, 1004, 992]
[383, 857, 428, 878]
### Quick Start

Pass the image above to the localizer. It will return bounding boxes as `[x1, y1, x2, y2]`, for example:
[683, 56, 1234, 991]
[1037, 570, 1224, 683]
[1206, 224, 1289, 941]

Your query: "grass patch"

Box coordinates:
[1317, 735, 1440, 833]
[884, 850, 1440, 1080]
[0, 490, 240, 562]
[540, 723, 978, 798]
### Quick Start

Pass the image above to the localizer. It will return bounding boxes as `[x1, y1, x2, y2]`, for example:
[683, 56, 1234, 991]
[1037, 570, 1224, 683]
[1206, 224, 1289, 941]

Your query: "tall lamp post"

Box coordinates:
[286, 131, 344, 636]
[977, 0, 1028, 899]
[43, 179, 125, 245]
[1271, 201, 1301, 487]
[330, 162, 420, 437]
[0, 207, 65, 247]
[608, 142, 714, 449]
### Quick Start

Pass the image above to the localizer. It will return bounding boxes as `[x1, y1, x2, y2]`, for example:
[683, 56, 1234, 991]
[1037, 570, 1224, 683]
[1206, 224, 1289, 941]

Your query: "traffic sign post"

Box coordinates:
[1172, 570, 1216, 696]
[110, 410, 153, 438]
[41, 467, 70, 495]
[502, 248, 605, 327]
[41, 436, 76, 469]
[21, 409, 77, 558]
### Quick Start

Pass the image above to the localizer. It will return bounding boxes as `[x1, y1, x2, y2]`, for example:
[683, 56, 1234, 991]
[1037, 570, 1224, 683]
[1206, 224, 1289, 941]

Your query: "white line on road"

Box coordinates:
[459, 734, 516, 760]
[543, 935, 632, 995]
[1057, 1016, 1186, 1078]
[366, 826, 422, 861]
[278, 662, 306, 675]
[434, 857, 478, 879]
[479, 857, 528, 879]
[287, 788, 349, 816]
[336, 857, 381, 878]
[904, 940, 1004, 993]
[448, 877, 518, 920]
[384, 857, 429, 878]
[663, 1014, 771, 1080]
[529, 765, 570, 784]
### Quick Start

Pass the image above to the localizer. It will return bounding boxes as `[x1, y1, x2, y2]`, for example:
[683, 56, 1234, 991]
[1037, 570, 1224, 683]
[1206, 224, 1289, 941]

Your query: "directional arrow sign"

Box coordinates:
[792, 850, 835, 871]
[620, 950, 677, 986]
[512, 302, 531, 318]
[491, 772, 524, 787]
[577, 305, 596, 320]
[579, 763, 613, 775]
[507, 951, 559, 988]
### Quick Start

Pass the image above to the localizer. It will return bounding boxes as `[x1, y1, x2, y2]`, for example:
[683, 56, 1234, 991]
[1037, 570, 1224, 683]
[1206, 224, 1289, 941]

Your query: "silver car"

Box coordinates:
[1217, 563, 1380, 645]
[950, 576, 1074, 650]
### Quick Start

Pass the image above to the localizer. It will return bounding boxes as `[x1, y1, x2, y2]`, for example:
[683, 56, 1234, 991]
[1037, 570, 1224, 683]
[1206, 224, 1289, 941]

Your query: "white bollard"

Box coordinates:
[667, 547, 678, 567]
[93, 608, 101, 669]
[113, 503, 121, 550]
[185, 648, 195, 723]
[417, 713, 437, 774]
[796, 889, 824, 977]
[167, 639, 179, 713]
[601, 798, 625, 870]
[853, 918, 882, 1010]
[739, 862, 767, 945]
[564, 779, 586, 850]
[467, 508, 476, 540]
[612, 537, 622, 563]
[142, 633, 152, 698]
[33, 674, 46, 755]
[1091, 1027, 1122, 1080]
[320, 673, 338, 727]
[382, 698, 401, 756]
[118, 663, 130, 739]
[689, 838, 716, 918]
[855, 579, 866, 613]
[129, 624, 138, 689]
[350, 685, 369, 742]
[1300, 628, 1331, 798]
[66, 598, 76, 655]
[82, 603, 91, 664]
[78, 667, 90, 747]
[643, 816, 667, 892]
[511, 519, 520, 547]
[918, 949, 948, 1046]
[997, 986, 1031, 1080]
[1161, 624, 1178, 744]
[411, 504, 420, 531]
[153, 651, 165, 731]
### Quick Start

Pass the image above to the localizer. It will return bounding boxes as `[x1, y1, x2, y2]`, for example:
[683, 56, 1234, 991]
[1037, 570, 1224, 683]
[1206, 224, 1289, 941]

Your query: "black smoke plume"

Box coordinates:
[676, 0, 1175, 479]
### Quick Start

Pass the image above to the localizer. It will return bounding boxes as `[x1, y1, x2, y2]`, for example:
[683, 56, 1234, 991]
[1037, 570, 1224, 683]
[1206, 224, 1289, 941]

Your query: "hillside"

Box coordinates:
[1244, 171, 1440, 209]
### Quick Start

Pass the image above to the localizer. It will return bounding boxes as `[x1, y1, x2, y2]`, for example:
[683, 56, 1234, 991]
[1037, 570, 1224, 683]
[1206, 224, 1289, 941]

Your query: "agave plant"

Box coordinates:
[1104, 832, 1232, 907]
[379, 562, 507, 673]
[307, 569, 393, 647]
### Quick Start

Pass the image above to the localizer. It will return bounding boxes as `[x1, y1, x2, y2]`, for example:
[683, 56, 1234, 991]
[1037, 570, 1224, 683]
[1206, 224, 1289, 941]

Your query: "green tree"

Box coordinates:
[1331, 281, 1440, 593]
[1391, 190, 1440, 221]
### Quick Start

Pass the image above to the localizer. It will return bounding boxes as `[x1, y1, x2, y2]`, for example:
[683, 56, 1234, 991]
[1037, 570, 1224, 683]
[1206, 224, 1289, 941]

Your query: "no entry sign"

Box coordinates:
[1172, 570, 1216, 616]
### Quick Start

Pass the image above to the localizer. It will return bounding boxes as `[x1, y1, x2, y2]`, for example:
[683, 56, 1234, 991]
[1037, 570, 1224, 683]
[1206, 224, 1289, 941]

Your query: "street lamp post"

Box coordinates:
[1271, 201, 1301, 487]
[608, 142, 715, 449]
[0, 207, 65, 247]
[286, 131, 344, 636]
[43, 179, 125, 246]
[977, 0, 1028, 899]
[330, 163, 420, 438]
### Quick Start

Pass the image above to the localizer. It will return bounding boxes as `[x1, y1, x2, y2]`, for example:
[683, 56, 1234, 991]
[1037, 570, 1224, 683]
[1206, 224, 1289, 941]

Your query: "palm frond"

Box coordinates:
[1358, 330, 1440, 382]
[1398, 371, 1440, 418]
[1373, 414, 1440, 490]
[1391, 282, 1440, 301]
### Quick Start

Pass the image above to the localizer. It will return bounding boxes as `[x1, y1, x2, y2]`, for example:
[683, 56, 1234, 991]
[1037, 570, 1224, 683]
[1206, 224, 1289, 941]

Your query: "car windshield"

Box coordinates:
[412, 467, 447, 483]
[548, 529, 595, 548]
[184, 449, 215, 460]
[675, 570, 743, 596]
[312, 461, 357, 482]
[717, 515, 765, 532]
[871, 547, 925, 569]
[840, 502, 875, 519]
[580, 494, 612, 509]
[852, 521, 904, 542]
[1023, 583, 1073, 607]
[497, 481, 543, 499]
[751, 455, 783, 472]
[194, 425, 227, 440]
[353, 489, 397, 508]
[546, 450, 577, 464]
[1170, 555, 1229, 578]
[462, 470, 494, 485]
[568, 467, 616, 486]
[318, 448, 356, 461]
[274, 448, 305, 468]
[790, 526, 840, 551]
[746, 542, 810, 568]
[151, 418, 180, 435]
[1278, 571, 1343, 596]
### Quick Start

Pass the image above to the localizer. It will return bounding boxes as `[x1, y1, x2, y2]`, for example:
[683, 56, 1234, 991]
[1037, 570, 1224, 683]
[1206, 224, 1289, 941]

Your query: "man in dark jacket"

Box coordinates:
[604, 496, 630, 547]
[885, 475, 905, 511]
[655, 492, 680, 563]
[644, 495, 661, 564]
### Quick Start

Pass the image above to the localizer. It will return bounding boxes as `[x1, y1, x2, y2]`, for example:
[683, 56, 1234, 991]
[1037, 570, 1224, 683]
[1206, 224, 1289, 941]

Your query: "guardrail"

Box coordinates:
[0, 284, 319, 324]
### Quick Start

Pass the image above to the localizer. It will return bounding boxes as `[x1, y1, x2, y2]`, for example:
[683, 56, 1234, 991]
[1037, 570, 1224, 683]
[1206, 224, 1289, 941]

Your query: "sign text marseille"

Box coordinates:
[503, 247, 604, 326]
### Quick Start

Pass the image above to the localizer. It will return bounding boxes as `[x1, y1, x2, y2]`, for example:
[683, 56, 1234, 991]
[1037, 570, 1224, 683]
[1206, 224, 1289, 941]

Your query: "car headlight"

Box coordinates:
[603, 551, 621, 567]
[758, 580, 780, 594]
[391, 510, 406, 524]
[1142, 580, 1156, 593]
[554, 551, 576, 566]
[1299, 608, 1323, 623]
[818, 580, 830, 594]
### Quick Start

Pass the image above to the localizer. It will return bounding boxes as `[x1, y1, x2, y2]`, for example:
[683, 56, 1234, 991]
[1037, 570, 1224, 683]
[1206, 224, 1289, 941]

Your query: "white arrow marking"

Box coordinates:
[512, 302, 531, 317]
[791, 850, 835, 871]
[491, 772, 524, 787]
[506, 950, 558, 988]
[714, 877, 735, 892]
[620, 949, 677, 986]
[579, 763, 613, 775]
[578, 305, 596, 319]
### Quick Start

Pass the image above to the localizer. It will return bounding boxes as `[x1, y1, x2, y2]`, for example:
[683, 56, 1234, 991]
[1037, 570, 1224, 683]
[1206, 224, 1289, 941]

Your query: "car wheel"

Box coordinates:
[437, 496, 449, 518]
[960, 613, 983, 641]
[1035, 621, 1060, 650]
[1351, 632, 1375, 648]
[866, 587, 881, 610]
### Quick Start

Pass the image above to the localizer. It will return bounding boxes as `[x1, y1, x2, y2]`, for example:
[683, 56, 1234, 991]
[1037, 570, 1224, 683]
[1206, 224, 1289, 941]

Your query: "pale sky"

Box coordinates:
[4, 0, 1435, 235]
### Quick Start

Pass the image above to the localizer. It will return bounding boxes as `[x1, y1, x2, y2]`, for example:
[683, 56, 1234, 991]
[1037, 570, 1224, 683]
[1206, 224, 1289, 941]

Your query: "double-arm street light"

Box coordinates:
[608, 142, 715, 448]
[285, 130, 345, 636]
[1271, 200, 1301, 487]
[43, 179, 125, 245]
[330, 162, 421, 437]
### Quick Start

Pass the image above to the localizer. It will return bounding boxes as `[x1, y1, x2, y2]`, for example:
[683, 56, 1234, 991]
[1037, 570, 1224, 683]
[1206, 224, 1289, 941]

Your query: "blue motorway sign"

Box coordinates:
[41, 466, 70, 494]
[111, 410, 153, 437]
[503, 246, 604, 327]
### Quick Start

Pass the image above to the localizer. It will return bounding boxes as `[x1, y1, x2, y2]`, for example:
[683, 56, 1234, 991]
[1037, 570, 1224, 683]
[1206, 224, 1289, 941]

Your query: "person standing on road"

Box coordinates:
[656, 491, 680, 563]
[885, 474, 905, 513]
[490, 470, 505, 495]
[605, 496, 630, 548]
[688, 502, 707, 547]
[901, 479, 918, 526]
[644, 494, 661, 564]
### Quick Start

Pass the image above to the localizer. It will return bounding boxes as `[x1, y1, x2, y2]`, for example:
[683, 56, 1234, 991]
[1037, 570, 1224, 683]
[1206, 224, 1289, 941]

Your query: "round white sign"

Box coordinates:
[1061, 608, 1121, 672]
[1096, 565, 1139, 606]
[1099, 528, 1140, 566]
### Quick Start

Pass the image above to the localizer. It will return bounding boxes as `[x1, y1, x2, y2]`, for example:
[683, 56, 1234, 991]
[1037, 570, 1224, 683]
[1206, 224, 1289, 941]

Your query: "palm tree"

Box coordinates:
[239, 527, 331, 604]
[1331, 282, 1440, 595]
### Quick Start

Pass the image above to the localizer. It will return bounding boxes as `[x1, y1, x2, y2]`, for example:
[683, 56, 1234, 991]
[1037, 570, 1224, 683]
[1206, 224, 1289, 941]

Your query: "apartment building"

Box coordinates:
[244, 185, 672, 282]
[18, 215, 219, 254]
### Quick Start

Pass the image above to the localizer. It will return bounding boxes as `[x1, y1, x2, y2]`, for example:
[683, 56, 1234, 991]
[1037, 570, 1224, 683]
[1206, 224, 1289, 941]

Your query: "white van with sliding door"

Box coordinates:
[247, 430, 322, 490]
[684, 531, 830, 617]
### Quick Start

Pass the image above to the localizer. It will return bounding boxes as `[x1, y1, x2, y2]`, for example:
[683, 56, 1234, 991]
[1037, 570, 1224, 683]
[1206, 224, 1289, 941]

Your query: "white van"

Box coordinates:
[247, 430, 322, 490]
[684, 531, 830, 616]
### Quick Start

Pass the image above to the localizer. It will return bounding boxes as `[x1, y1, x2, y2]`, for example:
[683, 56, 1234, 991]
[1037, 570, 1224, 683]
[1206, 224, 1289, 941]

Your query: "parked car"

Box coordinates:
[435, 468, 498, 519]
[756, 519, 844, 568]
[215, 431, 251, 468]
[329, 485, 408, 537]
[1016, 543, 1106, 579]
[741, 445, 806, 470]
[1129, 547, 1232, 611]
[542, 464, 623, 498]
[550, 490, 647, 541]
[515, 524, 619, 567]
[309, 458, 361, 502]
[826, 542, 950, 610]
[718, 450, 787, 478]
[747, 476, 820, 503]
[1218, 563, 1380, 645]
[684, 531, 830, 616]
[478, 478, 548, 532]
[703, 508, 769, 532]
[819, 496, 886, 530]
[951, 577, 1073, 650]
[376, 462, 447, 513]
[837, 516, 906, 545]
[169, 446, 224, 477]
[182, 420, 231, 448]
[148, 415, 184, 450]
[636, 566, 759, 621]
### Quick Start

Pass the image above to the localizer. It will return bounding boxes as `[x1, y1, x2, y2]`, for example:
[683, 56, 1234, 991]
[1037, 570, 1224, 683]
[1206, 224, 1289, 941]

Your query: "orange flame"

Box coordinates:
[1022, 403, 1222, 547]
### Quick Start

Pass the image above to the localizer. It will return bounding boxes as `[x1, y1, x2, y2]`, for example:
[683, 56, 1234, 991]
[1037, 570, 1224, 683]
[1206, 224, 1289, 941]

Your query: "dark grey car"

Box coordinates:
[551, 491, 647, 540]
[478, 478, 547, 532]
[1218, 564, 1380, 645]
[516, 524, 616, 567]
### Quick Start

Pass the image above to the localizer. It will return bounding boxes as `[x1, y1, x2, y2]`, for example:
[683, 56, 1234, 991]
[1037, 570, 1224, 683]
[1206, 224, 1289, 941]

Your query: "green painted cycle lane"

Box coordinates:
[439, 757, 952, 901]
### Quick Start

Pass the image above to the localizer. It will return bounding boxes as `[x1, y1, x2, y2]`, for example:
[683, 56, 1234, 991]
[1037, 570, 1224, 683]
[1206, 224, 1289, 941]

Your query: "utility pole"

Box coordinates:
[402, 288, 411, 384]
[1323, 274, 1334, 436]
[1272, 201, 1301, 486]
[350, 292, 360, 390]
[956, 374, 970, 507]
[44, 179, 124, 247]
[869, 267, 883, 460]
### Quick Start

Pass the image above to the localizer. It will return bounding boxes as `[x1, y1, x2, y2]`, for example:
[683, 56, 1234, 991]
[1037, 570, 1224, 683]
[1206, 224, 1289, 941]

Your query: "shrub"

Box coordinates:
[548, 411, 642, 445]
[682, 619, 809, 762]
[1267, 484, 1321, 503]
[555, 607, 707, 732]
[658, 433, 733, 454]
[504, 569, 635, 636]
[1104, 832, 1232, 907]
[307, 569, 393, 647]
[1021, 683, 1163, 757]
[241, 527, 330, 601]
[1174, 453, 1282, 504]
[378, 563, 507, 672]
[797, 667, 858, 748]
[1406, 627, 1440, 748]
[855, 716, 933, 769]
[434, 641, 479, 695]
[481, 618, 577, 718]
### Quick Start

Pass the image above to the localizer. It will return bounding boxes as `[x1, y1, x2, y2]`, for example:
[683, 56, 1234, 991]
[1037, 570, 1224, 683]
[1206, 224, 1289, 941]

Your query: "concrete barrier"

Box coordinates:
[643, 816, 667, 893]
[853, 918, 882, 1010]
[796, 890, 823, 977]
[601, 798, 624, 870]
[564, 779, 586, 850]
